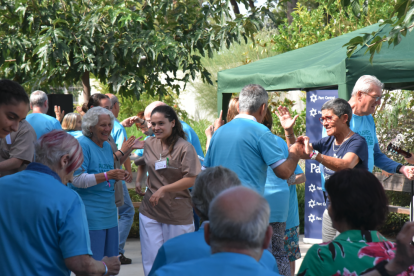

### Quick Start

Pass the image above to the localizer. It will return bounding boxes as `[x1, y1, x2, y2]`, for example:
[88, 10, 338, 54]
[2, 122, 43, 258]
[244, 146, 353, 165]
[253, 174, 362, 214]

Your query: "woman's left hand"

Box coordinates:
[149, 187, 166, 207]
[125, 171, 132, 183]
[275, 106, 299, 131]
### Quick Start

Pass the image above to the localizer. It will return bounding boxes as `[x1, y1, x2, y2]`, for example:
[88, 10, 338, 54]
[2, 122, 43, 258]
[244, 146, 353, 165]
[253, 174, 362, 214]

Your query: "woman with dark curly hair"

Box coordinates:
[135, 105, 201, 276]
[298, 168, 414, 276]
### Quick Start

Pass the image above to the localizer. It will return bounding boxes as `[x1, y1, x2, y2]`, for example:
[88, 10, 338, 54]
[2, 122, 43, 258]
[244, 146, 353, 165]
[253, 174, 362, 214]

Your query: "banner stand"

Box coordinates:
[304, 90, 338, 244]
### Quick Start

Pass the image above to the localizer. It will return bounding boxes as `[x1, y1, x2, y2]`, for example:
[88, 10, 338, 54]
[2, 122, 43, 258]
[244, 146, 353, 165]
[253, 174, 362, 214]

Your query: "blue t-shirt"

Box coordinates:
[181, 121, 204, 165]
[149, 224, 278, 275]
[68, 136, 117, 230]
[111, 120, 127, 150]
[286, 165, 304, 229]
[26, 113, 62, 139]
[0, 163, 91, 276]
[154, 252, 281, 276]
[66, 130, 83, 139]
[264, 135, 303, 223]
[313, 133, 368, 189]
[204, 118, 285, 194]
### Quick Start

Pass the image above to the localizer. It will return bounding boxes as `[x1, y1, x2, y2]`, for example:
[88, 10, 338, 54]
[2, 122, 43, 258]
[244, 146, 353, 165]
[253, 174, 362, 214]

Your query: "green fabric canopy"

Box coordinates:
[217, 23, 414, 116]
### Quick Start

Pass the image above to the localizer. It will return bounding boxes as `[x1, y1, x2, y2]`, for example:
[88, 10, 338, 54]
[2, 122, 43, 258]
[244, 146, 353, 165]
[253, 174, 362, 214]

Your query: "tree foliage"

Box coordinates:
[0, 0, 273, 100]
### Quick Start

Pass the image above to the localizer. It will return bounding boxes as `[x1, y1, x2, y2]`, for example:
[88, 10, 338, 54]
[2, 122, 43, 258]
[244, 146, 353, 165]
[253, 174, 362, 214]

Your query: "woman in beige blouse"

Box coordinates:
[135, 105, 201, 276]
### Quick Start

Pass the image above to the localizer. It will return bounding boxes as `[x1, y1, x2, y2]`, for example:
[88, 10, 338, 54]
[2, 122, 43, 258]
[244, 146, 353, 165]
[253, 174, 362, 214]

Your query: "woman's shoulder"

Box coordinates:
[175, 137, 193, 149]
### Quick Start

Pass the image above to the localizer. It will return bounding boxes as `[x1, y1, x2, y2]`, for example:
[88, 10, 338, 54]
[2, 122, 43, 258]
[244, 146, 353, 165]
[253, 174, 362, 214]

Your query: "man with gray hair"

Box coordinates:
[154, 186, 281, 276]
[26, 90, 62, 139]
[203, 84, 303, 195]
[149, 166, 279, 275]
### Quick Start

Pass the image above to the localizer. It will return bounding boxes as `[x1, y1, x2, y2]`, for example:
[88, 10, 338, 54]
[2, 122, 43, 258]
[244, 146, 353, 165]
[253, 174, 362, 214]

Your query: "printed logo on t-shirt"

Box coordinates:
[356, 130, 374, 146]
[98, 164, 112, 172]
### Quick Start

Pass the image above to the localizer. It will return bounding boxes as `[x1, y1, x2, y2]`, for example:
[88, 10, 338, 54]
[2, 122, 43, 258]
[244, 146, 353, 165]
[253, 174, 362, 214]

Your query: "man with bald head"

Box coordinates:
[154, 186, 281, 276]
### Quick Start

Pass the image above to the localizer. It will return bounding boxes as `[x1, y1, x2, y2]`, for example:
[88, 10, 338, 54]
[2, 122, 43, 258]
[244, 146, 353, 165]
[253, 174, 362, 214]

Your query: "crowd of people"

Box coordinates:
[1, 75, 414, 276]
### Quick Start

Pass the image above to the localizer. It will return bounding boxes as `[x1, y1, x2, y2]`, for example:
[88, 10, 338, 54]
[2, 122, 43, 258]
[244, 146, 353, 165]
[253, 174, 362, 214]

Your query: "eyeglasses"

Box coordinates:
[361, 91, 382, 102]
[319, 116, 334, 124]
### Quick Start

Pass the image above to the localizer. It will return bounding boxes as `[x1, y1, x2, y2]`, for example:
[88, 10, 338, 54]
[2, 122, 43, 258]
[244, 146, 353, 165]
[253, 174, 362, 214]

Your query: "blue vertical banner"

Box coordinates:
[304, 90, 338, 243]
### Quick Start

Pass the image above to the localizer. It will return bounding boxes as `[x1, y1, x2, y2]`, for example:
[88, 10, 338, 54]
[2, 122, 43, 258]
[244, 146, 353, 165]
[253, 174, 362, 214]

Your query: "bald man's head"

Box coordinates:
[208, 186, 270, 252]
[144, 101, 167, 127]
[105, 93, 120, 118]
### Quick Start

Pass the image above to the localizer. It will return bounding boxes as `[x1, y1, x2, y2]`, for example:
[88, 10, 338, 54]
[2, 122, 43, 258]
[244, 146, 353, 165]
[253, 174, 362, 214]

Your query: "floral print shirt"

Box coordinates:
[298, 230, 414, 276]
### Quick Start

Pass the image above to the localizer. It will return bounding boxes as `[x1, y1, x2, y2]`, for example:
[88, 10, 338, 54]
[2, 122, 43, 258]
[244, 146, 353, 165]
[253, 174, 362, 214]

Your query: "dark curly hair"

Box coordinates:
[87, 94, 109, 110]
[262, 107, 273, 130]
[326, 168, 388, 230]
[0, 79, 29, 106]
[151, 105, 186, 154]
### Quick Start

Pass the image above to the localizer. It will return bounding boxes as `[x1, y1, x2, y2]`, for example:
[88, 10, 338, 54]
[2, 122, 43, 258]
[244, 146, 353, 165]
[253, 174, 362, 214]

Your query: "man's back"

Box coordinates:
[0, 163, 91, 276]
[154, 252, 281, 276]
[149, 226, 278, 275]
[27, 113, 62, 139]
[204, 117, 285, 194]
[181, 121, 204, 164]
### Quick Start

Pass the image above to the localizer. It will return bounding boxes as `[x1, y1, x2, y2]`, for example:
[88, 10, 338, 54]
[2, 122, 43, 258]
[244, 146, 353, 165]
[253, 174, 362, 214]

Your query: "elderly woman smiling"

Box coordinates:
[277, 98, 369, 242]
[68, 107, 132, 261]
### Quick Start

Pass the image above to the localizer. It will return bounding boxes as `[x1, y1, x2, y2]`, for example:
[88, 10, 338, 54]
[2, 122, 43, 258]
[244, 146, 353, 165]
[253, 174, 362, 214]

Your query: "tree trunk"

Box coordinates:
[248, 0, 254, 10]
[287, 0, 298, 25]
[230, 0, 240, 14]
[81, 71, 91, 103]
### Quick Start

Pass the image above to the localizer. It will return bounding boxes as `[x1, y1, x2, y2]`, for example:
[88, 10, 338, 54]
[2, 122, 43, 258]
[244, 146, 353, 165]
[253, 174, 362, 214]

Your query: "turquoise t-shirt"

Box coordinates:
[181, 121, 204, 165]
[66, 130, 83, 139]
[204, 118, 285, 194]
[112, 120, 127, 150]
[0, 163, 92, 276]
[264, 135, 303, 223]
[68, 136, 117, 230]
[285, 165, 304, 229]
[26, 113, 62, 139]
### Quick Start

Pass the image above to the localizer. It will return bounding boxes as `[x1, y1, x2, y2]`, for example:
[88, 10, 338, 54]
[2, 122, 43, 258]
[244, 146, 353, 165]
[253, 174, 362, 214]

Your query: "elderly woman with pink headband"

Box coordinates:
[0, 130, 121, 275]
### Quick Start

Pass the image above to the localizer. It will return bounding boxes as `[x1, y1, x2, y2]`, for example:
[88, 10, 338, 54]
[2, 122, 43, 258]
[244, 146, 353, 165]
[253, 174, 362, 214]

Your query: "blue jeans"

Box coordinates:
[118, 182, 135, 254]
[90, 226, 119, 260]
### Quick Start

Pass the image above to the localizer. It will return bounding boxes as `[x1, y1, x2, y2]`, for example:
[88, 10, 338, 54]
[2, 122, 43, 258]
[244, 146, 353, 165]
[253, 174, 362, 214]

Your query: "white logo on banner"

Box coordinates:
[308, 214, 315, 223]
[309, 184, 316, 193]
[308, 199, 326, 208]
[310, 94, 317, 103]
[310, 108, 317, 117]
[308, 213, 322, 223]
[310, 163, 321, 173]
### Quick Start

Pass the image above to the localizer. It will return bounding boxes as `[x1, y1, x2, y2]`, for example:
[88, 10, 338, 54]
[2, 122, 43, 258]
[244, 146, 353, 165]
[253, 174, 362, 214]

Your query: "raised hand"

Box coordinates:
[213, 110, 225, 131]
[275, 106, 299, 131]
[121, 116, 142, 127]
[205, 125, 214, 139]
[54, 105, 65, 122]
[132, 136, 145, 149]
[121, 136, 136, 153]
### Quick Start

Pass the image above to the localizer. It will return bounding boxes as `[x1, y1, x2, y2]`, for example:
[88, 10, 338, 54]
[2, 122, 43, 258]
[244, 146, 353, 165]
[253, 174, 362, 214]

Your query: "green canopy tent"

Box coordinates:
[217, 23, 414, 118]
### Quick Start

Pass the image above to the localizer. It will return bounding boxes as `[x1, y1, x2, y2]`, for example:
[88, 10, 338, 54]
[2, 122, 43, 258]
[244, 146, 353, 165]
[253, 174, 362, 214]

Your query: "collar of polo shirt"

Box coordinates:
[234, 114, 257, 122]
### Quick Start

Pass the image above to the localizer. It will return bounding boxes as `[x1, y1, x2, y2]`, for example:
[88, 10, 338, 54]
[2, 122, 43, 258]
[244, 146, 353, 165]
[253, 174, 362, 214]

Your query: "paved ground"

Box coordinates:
[113, 235, 313, 276]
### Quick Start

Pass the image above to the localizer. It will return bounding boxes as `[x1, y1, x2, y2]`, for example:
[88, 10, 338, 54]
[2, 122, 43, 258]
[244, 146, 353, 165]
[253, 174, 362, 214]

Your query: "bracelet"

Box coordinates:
[118, 149, 125, 156]
[113, 153, 119, 161]
[396, 164, 403, 174]
[374, 260, 391, 276]
[102, 261, 108, 276]
[104, 172, 111, 187]
[285, 133, 294, 138]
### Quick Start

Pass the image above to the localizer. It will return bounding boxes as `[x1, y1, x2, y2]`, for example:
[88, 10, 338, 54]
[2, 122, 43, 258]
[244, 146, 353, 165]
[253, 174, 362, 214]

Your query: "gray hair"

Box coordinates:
[108, 94, 119, 106]
[351, 75, 384, 96]
[191, 166, 241, 220]
[208, 186, 270, 252]
[30, 90, 48, 107]
[321, 98, 353, 127]
[238, 84, 268, 113]
[82, 107, 115, 137]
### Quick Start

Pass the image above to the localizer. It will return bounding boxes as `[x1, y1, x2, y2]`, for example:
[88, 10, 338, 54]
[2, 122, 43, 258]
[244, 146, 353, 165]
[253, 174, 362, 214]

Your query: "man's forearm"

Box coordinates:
[274, 154, 300, 180]
[0, 158, 24, 172]
[374, 143, 400, 173]
[65, 255, 105, 276]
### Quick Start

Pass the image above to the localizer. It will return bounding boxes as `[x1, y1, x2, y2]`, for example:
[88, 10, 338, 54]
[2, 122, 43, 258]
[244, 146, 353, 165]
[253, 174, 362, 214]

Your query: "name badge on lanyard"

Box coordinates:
[155, 154, 169, 170]
[5, 134, 12, 145]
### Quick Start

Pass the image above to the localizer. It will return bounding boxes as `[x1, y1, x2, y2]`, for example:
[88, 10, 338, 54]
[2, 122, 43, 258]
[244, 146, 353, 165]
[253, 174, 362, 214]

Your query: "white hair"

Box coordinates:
[107, 94, 119, 106]
[352, 75, 384, 96]
[82, 107, 114, 137]
[30, 90, 48, 107]
[208, 186, 270, 251]
[191, 166, 241, 220]
[238, 84, 268, 113]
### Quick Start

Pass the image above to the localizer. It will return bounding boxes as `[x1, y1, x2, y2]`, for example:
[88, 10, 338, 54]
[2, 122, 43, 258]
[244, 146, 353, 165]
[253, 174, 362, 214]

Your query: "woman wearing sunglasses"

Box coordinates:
[277, 98, 369, 243]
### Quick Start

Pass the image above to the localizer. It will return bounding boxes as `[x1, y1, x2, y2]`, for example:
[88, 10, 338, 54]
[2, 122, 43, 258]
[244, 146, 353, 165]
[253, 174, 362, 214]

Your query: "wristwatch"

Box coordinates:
[396, 164, 403, 174]
[310, 150, 319, 160]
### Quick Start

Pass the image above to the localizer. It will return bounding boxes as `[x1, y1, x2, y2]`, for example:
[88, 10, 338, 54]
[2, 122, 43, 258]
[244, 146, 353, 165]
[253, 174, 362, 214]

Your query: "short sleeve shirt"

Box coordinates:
[68, 136, 117, 230]
[139, 137, 201, 225]
[0, 163, 91, 276]
[0, 120, 36, 177]
[111, 120, 127, 150]
[298, 230, 414, 276]
[204, 117, 285, 194]
[26, 113, 62, 139]
[181, 121, 204, 164]
[312, 133, 368, 183]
